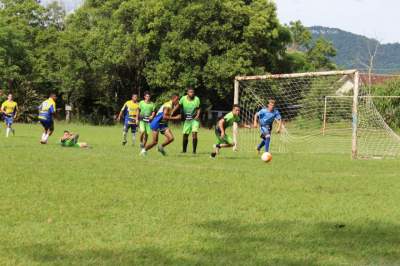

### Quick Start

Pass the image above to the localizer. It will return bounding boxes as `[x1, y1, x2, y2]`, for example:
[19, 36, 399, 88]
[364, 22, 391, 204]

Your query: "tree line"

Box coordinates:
[0, 0, 337, 124]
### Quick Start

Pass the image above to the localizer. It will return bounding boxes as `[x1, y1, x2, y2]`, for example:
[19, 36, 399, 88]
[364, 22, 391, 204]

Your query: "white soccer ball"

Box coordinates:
[261, 152, 272, 163]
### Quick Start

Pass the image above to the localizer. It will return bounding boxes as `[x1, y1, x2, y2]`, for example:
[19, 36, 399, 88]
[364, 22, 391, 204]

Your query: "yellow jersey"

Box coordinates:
[1, 100, 17, 115]
[38, 98, 56, 121]
[121, 100, 139, 124]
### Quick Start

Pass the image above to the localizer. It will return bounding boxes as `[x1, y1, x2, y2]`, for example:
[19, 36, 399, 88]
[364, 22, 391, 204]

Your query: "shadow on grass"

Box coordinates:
[193, 219, 400, 265]
[6, 220, 400, 265]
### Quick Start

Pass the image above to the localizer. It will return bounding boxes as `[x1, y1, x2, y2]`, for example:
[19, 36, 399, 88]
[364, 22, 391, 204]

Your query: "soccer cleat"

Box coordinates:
[122, 140, 127, 146]
[210, 152, 217, 158]
[140, 149, 147, 156]
[40, 140, 47, 144]
[157, 145, 166, 156]
[140, 143, 144, 149]
[256, 147, 261, 155]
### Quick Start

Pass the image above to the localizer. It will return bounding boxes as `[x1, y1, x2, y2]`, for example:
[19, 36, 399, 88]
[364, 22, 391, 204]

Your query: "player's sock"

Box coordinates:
[122, 131, 127, 145]
[41, 133, 46, 142]
[264, 137, 271, 152]
[257, 140, 265, 151]
[43, 133, 49, 143]
[193, 138, 198, 154]
[6, 128, 10, 137]
[182, 134, 188, 153]
[132, 133, 136, 145]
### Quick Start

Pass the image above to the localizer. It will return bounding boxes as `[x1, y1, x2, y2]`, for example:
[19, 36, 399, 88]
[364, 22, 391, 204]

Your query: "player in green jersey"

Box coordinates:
[211, 104, 241, 158]
[173, 87, 201, 154]
[138, 91, 156, 149]
[60, 130, 89, 148]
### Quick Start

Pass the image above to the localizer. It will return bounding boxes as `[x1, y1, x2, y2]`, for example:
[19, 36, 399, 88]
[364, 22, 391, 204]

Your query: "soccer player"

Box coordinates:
[211, 104, 241, 158]
[60, 130, 89, 148]
[175, 87, 201, 154]
[138, 91, 156, 149]
[141, 94, 180, 156]
[1, 93, 18, 137]
[38, 93, 57, 144]
[253, 99, 282, 154]
[117, 94, 140, 146]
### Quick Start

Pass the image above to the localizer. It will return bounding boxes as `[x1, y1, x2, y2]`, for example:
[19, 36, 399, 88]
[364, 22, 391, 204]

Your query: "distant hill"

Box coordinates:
[309, 26, 400, 74]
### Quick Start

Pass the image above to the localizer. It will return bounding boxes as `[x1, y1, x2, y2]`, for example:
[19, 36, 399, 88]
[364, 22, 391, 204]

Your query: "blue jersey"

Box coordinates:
[257, 108, 281, 127]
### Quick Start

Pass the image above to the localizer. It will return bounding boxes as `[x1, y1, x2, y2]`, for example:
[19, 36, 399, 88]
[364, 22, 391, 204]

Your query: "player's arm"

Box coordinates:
[218, 118, 226, 138]
[171, 102, 180, 116]
[117, 104, 125, 121]
[253, 112, 259, 128]
[163, 107, 180, 120]
[149, 110, 155, 121]
[0, 103, 6, 114]
[14, 104, 18, 119]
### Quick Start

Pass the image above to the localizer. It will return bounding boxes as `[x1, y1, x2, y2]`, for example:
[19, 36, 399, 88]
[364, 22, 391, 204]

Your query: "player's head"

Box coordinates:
[131, 94, 138, 102]
[143, 91, 151, 101]
[171, 93, 179, 104]
[267, 99, 276, 111]
[232, 104, 240, 116]
[187, 87, 195, 98]
[7, 93, 13, 101]
[49, 93, 57, 101]
[63, 130, 71, 137]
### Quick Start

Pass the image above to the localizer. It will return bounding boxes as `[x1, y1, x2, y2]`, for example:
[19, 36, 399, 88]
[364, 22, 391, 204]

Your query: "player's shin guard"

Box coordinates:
[257, 140, 265, 151]
[264, 137, 271, 152]
[182, 134, 188, 153]
[132, 133, 136, 145]
[193, 138, 198, 154]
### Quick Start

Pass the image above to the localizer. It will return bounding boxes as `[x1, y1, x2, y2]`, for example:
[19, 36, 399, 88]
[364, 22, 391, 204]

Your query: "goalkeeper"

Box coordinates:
[60, 130, 89, 148]
[253, 99, 282, 153]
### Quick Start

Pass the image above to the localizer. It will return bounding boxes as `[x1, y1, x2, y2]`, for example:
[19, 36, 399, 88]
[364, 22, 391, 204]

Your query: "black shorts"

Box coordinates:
[40, 120, 54, 131]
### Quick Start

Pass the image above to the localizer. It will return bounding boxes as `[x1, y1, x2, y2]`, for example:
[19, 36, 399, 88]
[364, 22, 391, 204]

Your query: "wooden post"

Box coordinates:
[352, 71, 360, 159]
[233, 78, 239, 151]
[322, 96, 328, 136]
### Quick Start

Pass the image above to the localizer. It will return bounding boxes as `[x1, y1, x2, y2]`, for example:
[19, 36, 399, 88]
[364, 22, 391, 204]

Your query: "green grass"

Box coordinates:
[1, 123, 400, 265]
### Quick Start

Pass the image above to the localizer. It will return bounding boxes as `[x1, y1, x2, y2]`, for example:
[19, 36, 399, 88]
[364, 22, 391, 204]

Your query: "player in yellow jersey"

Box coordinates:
[117, 94, 140, 146]
[1, 94, 18, 137]
[38, 93, 57, 144]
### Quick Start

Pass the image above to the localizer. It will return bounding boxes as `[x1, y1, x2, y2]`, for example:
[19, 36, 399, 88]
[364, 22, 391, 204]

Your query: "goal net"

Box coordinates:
[234, 70, 400, 159]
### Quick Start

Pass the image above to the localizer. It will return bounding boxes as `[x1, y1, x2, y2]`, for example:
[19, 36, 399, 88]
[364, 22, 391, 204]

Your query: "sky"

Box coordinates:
[41, 0, 400, 44]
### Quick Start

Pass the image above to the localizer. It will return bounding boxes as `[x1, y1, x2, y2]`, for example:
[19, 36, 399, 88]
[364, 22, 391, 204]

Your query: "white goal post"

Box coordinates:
[233, 70, 400, 159]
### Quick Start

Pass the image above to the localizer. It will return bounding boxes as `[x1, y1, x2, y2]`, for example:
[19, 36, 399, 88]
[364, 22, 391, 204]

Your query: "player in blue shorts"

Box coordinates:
[141, 94, 180, 156]
[117, 94, 140, 146]
[1, 94, 18, 137]
[253, 99, 282, 154]
[38, 93, 57, 144]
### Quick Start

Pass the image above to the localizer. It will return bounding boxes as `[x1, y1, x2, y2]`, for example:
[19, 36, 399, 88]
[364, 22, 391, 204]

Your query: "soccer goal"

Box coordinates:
[234, 70, 400, 159]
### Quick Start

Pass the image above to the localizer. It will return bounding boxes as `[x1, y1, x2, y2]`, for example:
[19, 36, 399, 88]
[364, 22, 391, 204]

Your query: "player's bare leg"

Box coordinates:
[144, 131, 159, 151]
[158, 128, 174, 156]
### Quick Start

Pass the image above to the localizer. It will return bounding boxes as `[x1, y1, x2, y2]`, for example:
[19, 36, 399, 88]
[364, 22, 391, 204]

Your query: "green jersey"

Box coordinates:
[218, 112, 240, 130]
[139, 100, 155, 122]
[179, 95, 200, 120]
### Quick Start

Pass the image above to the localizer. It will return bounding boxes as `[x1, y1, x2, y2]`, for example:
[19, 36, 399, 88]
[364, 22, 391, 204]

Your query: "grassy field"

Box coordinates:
[1, 123, 400, 265]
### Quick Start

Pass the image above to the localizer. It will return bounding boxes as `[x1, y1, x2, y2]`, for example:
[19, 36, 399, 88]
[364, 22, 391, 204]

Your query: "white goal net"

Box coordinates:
[234, 70, 400, 159]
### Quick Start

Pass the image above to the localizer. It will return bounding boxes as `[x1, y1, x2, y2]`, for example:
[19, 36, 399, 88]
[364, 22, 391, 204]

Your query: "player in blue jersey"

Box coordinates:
[38, 93, 57, 144]
[253, 99, 282, 154]
[141, 94, 180, 156]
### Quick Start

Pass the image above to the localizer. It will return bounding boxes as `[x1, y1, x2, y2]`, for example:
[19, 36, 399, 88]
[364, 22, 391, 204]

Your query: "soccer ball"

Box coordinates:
[261, 152, 272, 163]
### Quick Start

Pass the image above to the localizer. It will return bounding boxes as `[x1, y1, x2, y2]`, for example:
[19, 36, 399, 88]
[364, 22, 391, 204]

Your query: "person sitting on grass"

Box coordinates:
[60, 130, 89, 148]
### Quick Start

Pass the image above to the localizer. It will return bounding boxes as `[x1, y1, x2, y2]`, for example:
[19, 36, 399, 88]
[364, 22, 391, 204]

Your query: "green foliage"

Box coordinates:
[0, 0, 338, 123]
[370, 78, 400, 128]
